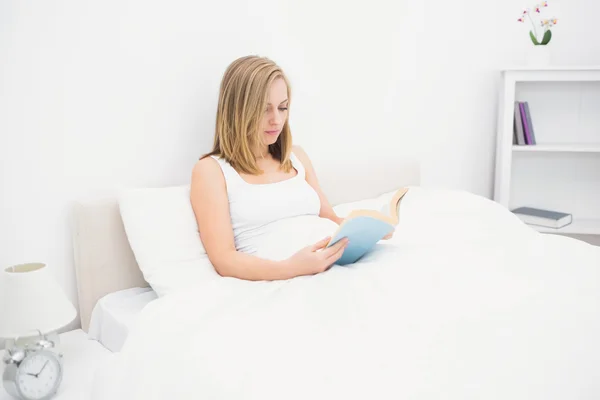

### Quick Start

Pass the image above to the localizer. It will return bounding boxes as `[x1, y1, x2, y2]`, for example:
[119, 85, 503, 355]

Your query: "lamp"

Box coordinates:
[0, 262, 77, 339]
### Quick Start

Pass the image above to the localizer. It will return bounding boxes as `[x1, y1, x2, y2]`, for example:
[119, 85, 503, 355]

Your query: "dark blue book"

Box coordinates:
[511, 206, 572, 229]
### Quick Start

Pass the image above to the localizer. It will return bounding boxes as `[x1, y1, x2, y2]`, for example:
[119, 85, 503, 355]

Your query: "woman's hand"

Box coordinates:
[383, 229, 395, 240]
[285, 236, 349, 276]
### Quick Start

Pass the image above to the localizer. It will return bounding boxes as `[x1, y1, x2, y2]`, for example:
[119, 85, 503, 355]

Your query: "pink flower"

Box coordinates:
[516, 2, 557, 33]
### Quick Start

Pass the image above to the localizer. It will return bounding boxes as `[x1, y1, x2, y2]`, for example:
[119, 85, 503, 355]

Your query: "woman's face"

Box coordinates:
[260, 78, 289, 146]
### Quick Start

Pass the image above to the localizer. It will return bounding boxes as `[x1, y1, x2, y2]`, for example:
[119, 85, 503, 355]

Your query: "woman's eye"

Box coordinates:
[278, 107, 288, 111]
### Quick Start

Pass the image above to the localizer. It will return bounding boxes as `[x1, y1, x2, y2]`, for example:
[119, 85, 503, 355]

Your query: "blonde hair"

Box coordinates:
[203, 55, 293, 174]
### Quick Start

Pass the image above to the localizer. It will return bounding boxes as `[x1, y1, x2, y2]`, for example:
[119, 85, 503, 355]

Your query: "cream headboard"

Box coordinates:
[70, 199, 148, 332]
[70, 157, 420, 332]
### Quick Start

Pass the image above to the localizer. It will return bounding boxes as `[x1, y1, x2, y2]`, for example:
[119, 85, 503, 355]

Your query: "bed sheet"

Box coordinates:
[88, 287, 157, 352]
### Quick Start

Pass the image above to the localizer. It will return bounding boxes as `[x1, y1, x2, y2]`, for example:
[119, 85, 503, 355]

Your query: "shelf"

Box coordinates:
[502, 66, 600, 72]
[512, 144, 600, 153]
[494, 70, 600, 217]
[502, 68, 600, 82]
[528, 218, 600, 235]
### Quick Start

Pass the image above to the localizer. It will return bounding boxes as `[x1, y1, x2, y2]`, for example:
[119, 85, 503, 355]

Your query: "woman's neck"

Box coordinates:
[254, 145, 270, 160]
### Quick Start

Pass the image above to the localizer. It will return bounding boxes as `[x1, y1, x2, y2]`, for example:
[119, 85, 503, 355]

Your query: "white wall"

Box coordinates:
[1, 0, 599, 331]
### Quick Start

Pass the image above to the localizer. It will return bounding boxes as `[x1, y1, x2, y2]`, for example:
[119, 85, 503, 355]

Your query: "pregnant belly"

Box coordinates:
[251, 215, 340, 261]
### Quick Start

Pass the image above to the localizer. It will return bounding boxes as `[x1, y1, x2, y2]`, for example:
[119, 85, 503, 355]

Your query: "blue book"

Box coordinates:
[326, 188, 409, 265]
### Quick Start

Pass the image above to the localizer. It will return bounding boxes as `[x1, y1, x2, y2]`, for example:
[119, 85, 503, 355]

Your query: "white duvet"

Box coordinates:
[92, 188, 600, 400]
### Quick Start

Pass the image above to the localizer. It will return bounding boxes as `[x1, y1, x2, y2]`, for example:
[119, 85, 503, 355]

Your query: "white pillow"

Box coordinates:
[118, 185, 219, 297]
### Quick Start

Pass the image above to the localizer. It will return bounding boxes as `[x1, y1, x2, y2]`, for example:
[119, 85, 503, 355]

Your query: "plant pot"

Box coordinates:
[525, 44, 552, 67]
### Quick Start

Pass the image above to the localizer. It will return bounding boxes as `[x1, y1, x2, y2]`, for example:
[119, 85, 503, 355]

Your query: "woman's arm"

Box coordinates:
[190, 158, 297, 280]
[292, 145, 344, 225]
[293, 145, 394, 240]
[190, 157, 348, 280]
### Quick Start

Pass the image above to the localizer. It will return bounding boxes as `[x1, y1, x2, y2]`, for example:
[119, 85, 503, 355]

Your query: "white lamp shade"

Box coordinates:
[0, 262, 77, 339]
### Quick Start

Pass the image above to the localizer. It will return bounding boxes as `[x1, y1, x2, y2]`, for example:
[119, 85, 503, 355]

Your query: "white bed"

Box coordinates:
[69, 156, 600, 400]
[87, 287, 157, 352]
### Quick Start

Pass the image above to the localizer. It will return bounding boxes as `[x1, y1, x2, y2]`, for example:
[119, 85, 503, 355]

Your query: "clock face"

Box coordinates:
[15, 351, 62, 400]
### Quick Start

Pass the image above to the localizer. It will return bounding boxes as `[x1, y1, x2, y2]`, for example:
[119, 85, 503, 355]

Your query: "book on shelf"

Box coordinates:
[512, 101, 536, 146]
[513, 101, 526, 145]
[511, 206, 572, 229]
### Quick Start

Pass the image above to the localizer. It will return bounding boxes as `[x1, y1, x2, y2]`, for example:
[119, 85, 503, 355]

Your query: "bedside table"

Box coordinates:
[0, 329, 112, 400]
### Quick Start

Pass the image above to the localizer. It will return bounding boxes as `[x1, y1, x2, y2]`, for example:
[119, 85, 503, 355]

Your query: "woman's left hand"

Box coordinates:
[383, 229, 395, 240]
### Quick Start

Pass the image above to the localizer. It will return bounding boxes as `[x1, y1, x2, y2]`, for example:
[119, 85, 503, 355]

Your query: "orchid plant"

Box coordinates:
[517, 1, 558, 45]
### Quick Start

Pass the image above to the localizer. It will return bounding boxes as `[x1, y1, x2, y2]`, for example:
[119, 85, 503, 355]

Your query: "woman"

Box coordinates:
[190, 55, 389, 281]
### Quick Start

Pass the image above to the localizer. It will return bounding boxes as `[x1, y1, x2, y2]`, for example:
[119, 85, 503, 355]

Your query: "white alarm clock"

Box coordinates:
[2, 336, 63, 400]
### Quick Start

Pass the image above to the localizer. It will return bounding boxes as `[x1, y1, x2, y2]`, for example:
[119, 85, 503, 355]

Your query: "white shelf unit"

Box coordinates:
[493, 67, 600, 236]
[512, 144, 600, 153]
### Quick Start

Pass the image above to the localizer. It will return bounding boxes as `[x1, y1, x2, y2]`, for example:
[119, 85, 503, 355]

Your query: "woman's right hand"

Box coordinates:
[284, 236, 349, 276]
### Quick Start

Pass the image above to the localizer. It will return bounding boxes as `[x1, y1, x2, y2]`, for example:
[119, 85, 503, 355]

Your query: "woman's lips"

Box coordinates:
[265, 130, 280, 136]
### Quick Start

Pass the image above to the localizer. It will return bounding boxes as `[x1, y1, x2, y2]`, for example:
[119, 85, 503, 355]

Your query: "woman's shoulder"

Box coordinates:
[193, 154, 220, 171]
[192, 155, 226, 187]
[291, 144, 310, 163]
[292, 144, 318, 169]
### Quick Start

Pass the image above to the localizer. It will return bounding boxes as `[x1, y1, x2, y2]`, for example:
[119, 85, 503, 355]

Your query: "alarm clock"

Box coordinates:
[2, 335, 63, 400]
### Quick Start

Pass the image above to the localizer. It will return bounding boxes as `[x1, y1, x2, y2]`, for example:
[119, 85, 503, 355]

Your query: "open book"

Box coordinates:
[326, 187, 410, 265]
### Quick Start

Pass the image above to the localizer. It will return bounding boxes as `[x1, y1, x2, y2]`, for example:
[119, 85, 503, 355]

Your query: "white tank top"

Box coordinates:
[210, 152, 339, 260]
